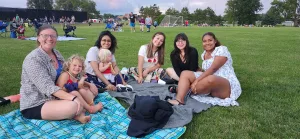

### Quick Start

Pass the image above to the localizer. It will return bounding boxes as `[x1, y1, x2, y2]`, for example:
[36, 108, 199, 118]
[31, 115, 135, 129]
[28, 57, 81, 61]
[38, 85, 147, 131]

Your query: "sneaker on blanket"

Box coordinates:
[116, 84, 127, 92]
[120, 67, 128, 75]
[125, 84, 133, 91]
[163, 79, 178, 84]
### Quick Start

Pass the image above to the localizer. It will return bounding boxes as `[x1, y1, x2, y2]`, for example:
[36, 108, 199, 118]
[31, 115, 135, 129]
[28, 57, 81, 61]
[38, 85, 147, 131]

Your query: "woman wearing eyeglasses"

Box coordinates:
[129, 32, 166, 84]
[20, 25, 96, 123]
[166, 33, 199, 83]
[84, 31, 119, 91]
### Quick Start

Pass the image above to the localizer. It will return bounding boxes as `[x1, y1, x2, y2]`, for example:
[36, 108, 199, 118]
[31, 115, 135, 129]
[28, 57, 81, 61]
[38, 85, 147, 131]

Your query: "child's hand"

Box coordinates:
[78, 75, 87, 89]
[81, 75, 88, 80]
[108, 62, 112, 65]
[112, 72, 117, 75]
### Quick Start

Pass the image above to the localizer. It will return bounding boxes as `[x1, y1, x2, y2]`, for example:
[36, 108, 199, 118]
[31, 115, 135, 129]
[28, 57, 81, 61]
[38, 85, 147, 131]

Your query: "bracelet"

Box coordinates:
[72, 96, 77, 101]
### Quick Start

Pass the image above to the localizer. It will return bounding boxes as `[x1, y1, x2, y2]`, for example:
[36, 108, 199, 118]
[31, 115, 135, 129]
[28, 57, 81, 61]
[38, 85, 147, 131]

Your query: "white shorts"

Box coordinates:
[194, 71, 203, 78]
[103, 74, 115, 83]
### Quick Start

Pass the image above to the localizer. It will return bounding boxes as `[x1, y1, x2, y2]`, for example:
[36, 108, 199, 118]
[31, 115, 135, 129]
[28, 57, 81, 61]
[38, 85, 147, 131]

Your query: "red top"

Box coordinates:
[67, 73, 74, 84]
[102, 66, 112, 74]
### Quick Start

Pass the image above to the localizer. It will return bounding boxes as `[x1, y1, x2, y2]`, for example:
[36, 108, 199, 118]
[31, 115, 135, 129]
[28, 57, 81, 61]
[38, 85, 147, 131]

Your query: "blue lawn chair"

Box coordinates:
[0, 23, 8, 37]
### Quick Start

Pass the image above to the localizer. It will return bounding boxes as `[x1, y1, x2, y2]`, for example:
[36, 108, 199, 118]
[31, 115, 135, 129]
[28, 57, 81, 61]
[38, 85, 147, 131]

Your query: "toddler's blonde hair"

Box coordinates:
[98, 49, 112, 62]
[63, 54, 86, 77]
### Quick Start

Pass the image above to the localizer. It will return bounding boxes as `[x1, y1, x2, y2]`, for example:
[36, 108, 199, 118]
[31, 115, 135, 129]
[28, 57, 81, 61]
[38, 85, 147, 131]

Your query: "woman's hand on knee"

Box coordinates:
[142, 69, 149, 77]
[191, 80, 198, 94]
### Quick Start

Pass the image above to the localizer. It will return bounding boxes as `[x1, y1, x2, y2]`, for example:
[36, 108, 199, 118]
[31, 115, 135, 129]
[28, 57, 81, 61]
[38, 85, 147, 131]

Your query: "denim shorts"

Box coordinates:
[130, 22, 135, 27]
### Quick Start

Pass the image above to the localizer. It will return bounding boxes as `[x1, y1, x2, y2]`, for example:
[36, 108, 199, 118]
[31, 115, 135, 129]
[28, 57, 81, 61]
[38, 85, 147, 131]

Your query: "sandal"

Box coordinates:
[168, 85, 177, 93]
[0, 97, 11, 106]
[98, 88, 107, 93]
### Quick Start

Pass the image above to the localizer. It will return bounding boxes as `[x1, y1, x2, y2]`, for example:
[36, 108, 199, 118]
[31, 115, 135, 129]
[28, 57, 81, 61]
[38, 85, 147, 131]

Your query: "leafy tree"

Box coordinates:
[191, 7, 219, 25]
[192, 8, 205, 24]
[27, 0, 53, 10]
[165, 7, 180, 16]
[139, 4, 161, 20]
[80, 0, 100, 18]
[298, 0, 300, 14]
[203, 7, 217, 25]
[155, 15, 165, 24]
[54, 0, 81, 11]
[224, 0, 263, 25]
[139, 6, 144, 15]
[55, 0, 100, 18]
[224, 0, 238, 25]
[298, 0, 300, 26]
[180, 7, 190, 20]
[215, 15, 224, 25]
[271, 0, 299, 26]
[262, 6, 284, 25]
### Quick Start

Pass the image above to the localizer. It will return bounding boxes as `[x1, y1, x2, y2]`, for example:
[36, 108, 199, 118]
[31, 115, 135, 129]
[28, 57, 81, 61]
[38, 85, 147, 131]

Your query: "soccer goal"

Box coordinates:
[159, 15, 183, 27]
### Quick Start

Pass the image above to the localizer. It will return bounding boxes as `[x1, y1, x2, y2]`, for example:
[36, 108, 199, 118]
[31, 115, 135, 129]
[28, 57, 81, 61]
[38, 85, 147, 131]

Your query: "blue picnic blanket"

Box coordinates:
[0, 92, 186, 139]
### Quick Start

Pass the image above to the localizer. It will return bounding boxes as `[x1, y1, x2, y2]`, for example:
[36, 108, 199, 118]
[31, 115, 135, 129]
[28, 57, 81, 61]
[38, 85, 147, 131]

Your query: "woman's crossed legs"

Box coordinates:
[169, 71, 231, 105]
[41, 96, 90, 123]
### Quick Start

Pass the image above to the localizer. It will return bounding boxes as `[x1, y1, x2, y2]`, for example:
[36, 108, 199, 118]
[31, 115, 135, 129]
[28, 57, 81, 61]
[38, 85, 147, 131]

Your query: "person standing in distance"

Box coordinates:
[129, 12, 136, 32]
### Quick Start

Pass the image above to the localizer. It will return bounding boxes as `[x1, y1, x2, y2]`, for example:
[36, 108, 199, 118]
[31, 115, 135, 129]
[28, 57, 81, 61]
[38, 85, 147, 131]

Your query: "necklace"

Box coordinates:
[180, 53, 186, 63]
[67, 71, 79, 80]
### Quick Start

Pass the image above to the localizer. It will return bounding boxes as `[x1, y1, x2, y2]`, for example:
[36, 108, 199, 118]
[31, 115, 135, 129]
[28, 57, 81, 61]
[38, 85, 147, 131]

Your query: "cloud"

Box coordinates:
[0, 0, 273, 15]
[0, 0, 26, 8]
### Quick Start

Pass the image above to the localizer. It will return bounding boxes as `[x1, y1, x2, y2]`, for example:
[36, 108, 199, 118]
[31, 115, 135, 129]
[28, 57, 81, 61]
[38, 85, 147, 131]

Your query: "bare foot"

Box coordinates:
[74, 113, 91, 124]
[88, 102, 103, 114]
[168, 99, 185, 105]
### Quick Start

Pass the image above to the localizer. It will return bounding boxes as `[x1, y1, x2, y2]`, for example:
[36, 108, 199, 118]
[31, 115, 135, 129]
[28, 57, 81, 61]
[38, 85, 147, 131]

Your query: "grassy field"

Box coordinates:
[0, 24, 299, 138]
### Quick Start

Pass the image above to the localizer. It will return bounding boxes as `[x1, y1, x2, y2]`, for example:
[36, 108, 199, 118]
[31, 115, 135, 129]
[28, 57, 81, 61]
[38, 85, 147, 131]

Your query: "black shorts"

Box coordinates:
[21, 103, 44, 119]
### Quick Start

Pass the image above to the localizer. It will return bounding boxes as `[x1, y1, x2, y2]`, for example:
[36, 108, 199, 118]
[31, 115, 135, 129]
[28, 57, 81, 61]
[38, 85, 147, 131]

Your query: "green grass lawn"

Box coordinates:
[0, 24, 299, 138]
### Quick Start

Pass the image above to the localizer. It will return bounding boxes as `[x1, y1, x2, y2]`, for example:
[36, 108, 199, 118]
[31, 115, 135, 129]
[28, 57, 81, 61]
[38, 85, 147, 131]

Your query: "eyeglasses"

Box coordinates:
[176, 40, 186, 43]
[39, 34, 57, 39]
[101, 39, 111, 43]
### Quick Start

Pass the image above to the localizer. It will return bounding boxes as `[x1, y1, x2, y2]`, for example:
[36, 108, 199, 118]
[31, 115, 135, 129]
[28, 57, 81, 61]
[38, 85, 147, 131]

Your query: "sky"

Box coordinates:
[0, 0, 273, 15]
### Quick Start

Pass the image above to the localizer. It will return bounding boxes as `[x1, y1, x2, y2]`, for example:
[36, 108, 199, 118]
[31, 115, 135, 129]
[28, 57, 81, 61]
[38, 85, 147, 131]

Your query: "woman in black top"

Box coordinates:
[166, 33, 199, 81]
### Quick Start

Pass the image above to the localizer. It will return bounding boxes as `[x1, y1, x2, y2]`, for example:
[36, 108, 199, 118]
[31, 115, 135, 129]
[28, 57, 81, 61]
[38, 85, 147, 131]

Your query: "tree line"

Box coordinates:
[27, 0, 100, 18]
[259, 0, 299, 26]
[27, 0, 299, 27]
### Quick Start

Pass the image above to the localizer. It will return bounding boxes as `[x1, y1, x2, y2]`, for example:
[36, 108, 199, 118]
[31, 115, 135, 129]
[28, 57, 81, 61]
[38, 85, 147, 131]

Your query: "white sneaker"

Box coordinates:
[125, 85, 133, 91]
[120, 67, 128, 75]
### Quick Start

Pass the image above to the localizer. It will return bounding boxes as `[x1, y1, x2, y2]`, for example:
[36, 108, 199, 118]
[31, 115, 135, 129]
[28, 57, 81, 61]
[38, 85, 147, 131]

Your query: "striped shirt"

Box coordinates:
[20, 47, 64, 111]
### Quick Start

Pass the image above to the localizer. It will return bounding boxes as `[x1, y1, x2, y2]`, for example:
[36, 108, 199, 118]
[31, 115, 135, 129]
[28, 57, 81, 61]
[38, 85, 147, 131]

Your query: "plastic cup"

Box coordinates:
[158, 79, 166, 85]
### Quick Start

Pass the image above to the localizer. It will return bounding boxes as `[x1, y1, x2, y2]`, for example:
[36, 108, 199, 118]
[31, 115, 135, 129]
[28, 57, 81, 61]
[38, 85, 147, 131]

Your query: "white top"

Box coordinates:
[191, 46, 242, 106]
[145, 17, 152, 25]
[85, 46, 116, 76]
[138, 45, 158, 69]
